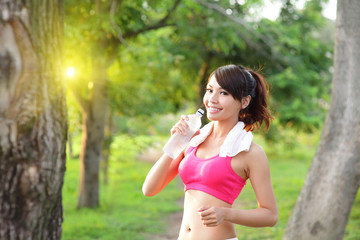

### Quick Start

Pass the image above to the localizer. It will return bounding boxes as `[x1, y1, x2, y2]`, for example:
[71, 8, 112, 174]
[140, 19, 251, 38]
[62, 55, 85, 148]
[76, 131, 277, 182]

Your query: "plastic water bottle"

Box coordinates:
[163, 108, 204, 159]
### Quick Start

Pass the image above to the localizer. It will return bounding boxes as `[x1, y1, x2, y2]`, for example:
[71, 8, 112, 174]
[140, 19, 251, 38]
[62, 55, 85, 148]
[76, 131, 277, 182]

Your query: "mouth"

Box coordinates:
[207, 106, 222, 113]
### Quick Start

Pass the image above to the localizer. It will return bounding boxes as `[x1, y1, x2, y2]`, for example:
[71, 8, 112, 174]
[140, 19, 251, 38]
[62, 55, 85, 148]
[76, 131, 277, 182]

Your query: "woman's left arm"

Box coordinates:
[198, 144, 278, 227]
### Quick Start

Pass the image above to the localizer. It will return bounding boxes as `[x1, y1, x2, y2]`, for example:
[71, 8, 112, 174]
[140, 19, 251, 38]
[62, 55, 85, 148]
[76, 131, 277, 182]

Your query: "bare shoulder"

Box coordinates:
[243, 142, 269, 167]
[231, 142, 268, 179]
[248, 142, 266, 157]
[244, 142, 272, 180]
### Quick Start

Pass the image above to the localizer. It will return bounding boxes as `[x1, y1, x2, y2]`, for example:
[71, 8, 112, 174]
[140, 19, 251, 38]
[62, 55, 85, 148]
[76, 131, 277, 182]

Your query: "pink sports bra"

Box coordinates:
[178, 146, 246, 205]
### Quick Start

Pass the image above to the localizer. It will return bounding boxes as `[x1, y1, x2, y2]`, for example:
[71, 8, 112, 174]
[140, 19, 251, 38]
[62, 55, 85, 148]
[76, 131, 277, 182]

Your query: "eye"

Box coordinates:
[220, 91, 229, 95]
[206, 88, 213, 93]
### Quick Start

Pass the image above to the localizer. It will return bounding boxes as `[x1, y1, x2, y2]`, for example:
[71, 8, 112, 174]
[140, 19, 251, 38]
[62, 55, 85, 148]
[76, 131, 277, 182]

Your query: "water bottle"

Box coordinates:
[163, 108, 204, 159]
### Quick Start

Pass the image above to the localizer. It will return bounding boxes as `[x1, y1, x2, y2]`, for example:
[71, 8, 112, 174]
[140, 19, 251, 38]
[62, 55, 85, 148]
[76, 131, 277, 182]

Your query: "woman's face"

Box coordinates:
[203, 75, 243, 123]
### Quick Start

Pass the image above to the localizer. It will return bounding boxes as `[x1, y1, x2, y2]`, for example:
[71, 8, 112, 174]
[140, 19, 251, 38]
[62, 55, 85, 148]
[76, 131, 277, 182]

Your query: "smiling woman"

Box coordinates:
[143, 64, 277, 240]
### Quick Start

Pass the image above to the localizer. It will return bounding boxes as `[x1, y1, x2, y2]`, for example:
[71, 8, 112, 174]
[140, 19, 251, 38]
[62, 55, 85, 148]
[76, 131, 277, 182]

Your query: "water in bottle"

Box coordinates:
[163, 108, 204, 158]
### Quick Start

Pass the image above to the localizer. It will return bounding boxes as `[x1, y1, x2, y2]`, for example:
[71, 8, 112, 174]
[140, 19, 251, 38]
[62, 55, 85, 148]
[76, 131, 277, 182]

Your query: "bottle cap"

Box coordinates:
[196, 108, 204, 116]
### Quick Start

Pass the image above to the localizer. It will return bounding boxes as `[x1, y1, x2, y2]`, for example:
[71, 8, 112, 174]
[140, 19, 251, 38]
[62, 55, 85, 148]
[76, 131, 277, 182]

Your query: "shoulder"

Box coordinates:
[231, 142, 267, 179]
[233, 141, 266, 160]
[245, 142, 271, 179]
[233, 142, 268, 169]
[248, 142, 266, 159]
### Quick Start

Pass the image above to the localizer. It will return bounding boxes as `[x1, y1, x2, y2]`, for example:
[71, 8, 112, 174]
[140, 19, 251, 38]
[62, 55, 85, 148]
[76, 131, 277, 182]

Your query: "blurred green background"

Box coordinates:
[62, 0, 359, 239]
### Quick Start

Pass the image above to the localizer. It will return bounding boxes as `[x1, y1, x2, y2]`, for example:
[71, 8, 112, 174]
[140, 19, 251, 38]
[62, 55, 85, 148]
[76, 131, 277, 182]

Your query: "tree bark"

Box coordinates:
[0, 0, 66, 239]
[283, 1, 360, 239]
[101, 111, 113, 185]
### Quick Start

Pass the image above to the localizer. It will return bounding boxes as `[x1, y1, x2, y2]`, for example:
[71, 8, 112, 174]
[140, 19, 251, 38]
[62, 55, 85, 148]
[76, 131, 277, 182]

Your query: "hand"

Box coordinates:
[198, 206, 225, 227]
[170, 115, 189, 135]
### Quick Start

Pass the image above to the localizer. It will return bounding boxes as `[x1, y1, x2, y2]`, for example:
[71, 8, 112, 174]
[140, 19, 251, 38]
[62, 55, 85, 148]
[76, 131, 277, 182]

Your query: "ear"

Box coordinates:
[241, 96, 251, 109]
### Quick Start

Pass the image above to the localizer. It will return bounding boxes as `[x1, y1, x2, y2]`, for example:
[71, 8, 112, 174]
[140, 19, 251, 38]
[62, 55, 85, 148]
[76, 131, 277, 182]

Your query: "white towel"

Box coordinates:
[189, 121, 253, 157]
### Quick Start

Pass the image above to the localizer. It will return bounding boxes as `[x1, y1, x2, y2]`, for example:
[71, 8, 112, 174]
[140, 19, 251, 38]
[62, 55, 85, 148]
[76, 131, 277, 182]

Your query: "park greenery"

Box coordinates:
[62, 131, 360, 240]
[65, 0, 334, 131]
[61, 0, 359, 239]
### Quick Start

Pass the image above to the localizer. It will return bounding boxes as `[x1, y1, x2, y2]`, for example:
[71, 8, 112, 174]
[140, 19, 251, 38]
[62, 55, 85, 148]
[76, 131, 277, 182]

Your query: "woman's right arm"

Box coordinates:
[142, 152, 184, 196]
[142, 115, 191, 196]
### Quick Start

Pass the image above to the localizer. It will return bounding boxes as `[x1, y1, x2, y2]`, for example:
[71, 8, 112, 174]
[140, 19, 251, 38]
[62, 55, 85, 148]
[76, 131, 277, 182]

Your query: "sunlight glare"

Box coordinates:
[66, 67, 76, 78]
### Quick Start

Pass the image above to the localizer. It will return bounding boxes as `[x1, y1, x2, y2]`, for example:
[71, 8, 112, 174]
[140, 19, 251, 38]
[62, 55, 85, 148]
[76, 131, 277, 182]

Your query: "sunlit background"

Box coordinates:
[59, 0, 360, 240]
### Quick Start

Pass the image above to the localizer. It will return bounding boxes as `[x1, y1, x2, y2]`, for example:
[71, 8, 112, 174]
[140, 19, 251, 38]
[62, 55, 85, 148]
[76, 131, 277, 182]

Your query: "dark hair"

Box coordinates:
[209, 64, 273, 131]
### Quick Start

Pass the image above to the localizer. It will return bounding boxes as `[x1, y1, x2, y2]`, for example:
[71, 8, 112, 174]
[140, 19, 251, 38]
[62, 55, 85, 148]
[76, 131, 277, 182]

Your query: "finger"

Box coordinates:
[170, 126, 176, 135]
[193, 129, 200, 137]
[171, 121, 186, 135]
[197, 206, 210, 212]
[170, 126, 182, 135]
[180, 115, 189, 122]
[179, 118, 190, 130]
[178, 123, 189, 134]
[202, 219, 218, 227]
[204, 222, 218, 227]
[178, 124, 189, 135]
[200, 214, 213, 220]
[198, 210, 213, 219]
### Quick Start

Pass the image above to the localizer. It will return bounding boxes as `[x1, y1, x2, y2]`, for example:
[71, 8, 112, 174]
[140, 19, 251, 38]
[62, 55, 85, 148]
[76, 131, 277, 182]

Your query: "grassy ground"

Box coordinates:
[62, 135, 183, 240]
[62, 133, 360, 240]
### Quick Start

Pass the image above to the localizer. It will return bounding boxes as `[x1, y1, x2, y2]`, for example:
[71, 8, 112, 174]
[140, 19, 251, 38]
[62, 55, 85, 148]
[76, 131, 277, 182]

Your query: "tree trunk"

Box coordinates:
[283, 1, 360, 240]
[77, 58, 109, 208]
[198, 52, 213, 125]
[101, 110, 113, 185]
[0, 0, 66, 239]
[71, 0, 180, 208]
[67, 133, 76, 158]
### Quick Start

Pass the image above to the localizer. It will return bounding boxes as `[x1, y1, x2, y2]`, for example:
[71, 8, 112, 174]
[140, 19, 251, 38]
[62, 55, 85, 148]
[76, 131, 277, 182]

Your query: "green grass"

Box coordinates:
[62, 135, 182, 240]
[62, 133, 360, 240]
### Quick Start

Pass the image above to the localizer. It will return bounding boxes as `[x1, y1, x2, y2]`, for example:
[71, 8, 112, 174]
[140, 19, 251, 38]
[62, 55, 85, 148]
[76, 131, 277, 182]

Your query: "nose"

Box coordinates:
[208, 92, 219, 103]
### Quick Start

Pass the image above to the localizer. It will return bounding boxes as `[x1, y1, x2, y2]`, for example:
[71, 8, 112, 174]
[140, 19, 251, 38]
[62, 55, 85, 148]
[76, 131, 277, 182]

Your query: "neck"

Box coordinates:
[211, 120, 238, 139]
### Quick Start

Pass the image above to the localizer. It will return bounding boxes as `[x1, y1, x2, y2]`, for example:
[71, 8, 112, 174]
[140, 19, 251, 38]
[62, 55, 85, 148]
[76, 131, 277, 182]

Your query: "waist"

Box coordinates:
[178, 190, 237, 240]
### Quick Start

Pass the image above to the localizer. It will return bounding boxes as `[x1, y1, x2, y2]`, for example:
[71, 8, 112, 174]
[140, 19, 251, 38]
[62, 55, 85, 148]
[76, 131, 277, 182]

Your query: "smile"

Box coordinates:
[207, 106, 222, 113]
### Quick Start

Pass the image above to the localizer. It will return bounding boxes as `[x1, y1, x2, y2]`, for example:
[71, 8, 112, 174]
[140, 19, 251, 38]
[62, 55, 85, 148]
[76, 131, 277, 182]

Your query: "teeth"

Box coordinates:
[208, 107, 221, 112]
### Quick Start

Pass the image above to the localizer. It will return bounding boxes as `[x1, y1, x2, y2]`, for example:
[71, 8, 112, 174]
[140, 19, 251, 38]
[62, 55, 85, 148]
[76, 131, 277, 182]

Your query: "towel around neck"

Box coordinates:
[189, 121, 253, 157]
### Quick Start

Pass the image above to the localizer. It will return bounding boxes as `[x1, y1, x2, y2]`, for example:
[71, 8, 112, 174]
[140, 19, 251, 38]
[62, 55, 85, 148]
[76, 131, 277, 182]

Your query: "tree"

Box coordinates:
[283, 1, 360, 239]
[65, 0, 182, 208]
[0, 0, 66, 239]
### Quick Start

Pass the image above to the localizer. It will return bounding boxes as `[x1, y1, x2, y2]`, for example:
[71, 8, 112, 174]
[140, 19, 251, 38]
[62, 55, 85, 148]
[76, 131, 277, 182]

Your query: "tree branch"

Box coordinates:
[109, 0, 130, 47]
[123, 0, 181, 39]
[194, 0, 284, 70]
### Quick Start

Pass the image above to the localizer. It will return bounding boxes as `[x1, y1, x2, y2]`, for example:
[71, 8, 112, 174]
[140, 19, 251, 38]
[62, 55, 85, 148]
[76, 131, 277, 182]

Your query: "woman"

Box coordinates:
[142, 64, 277, 240]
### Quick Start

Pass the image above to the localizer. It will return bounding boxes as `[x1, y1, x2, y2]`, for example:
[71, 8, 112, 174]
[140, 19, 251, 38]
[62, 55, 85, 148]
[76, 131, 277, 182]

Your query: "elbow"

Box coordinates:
[268, 212, 278, 227]
[142, 185, 156, 197]
[142, 187, 151, 197]
[143, 190, 155, 197]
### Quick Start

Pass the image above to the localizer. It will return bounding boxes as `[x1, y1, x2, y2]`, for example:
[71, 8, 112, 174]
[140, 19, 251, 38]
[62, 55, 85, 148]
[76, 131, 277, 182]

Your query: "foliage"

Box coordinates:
[64, 0, 192, 117]
[64, 0, 334, 130]
[266, 0, 333, 129]
[159, 0, 334, 130]
[212, 0, 335, 130]
[113, 111, 181, 136]
[108, 28, 197, 116]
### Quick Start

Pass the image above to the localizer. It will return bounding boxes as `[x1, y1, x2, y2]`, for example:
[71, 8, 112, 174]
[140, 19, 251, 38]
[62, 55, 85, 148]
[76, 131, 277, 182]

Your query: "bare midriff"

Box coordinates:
[178, 190, 237, 240]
